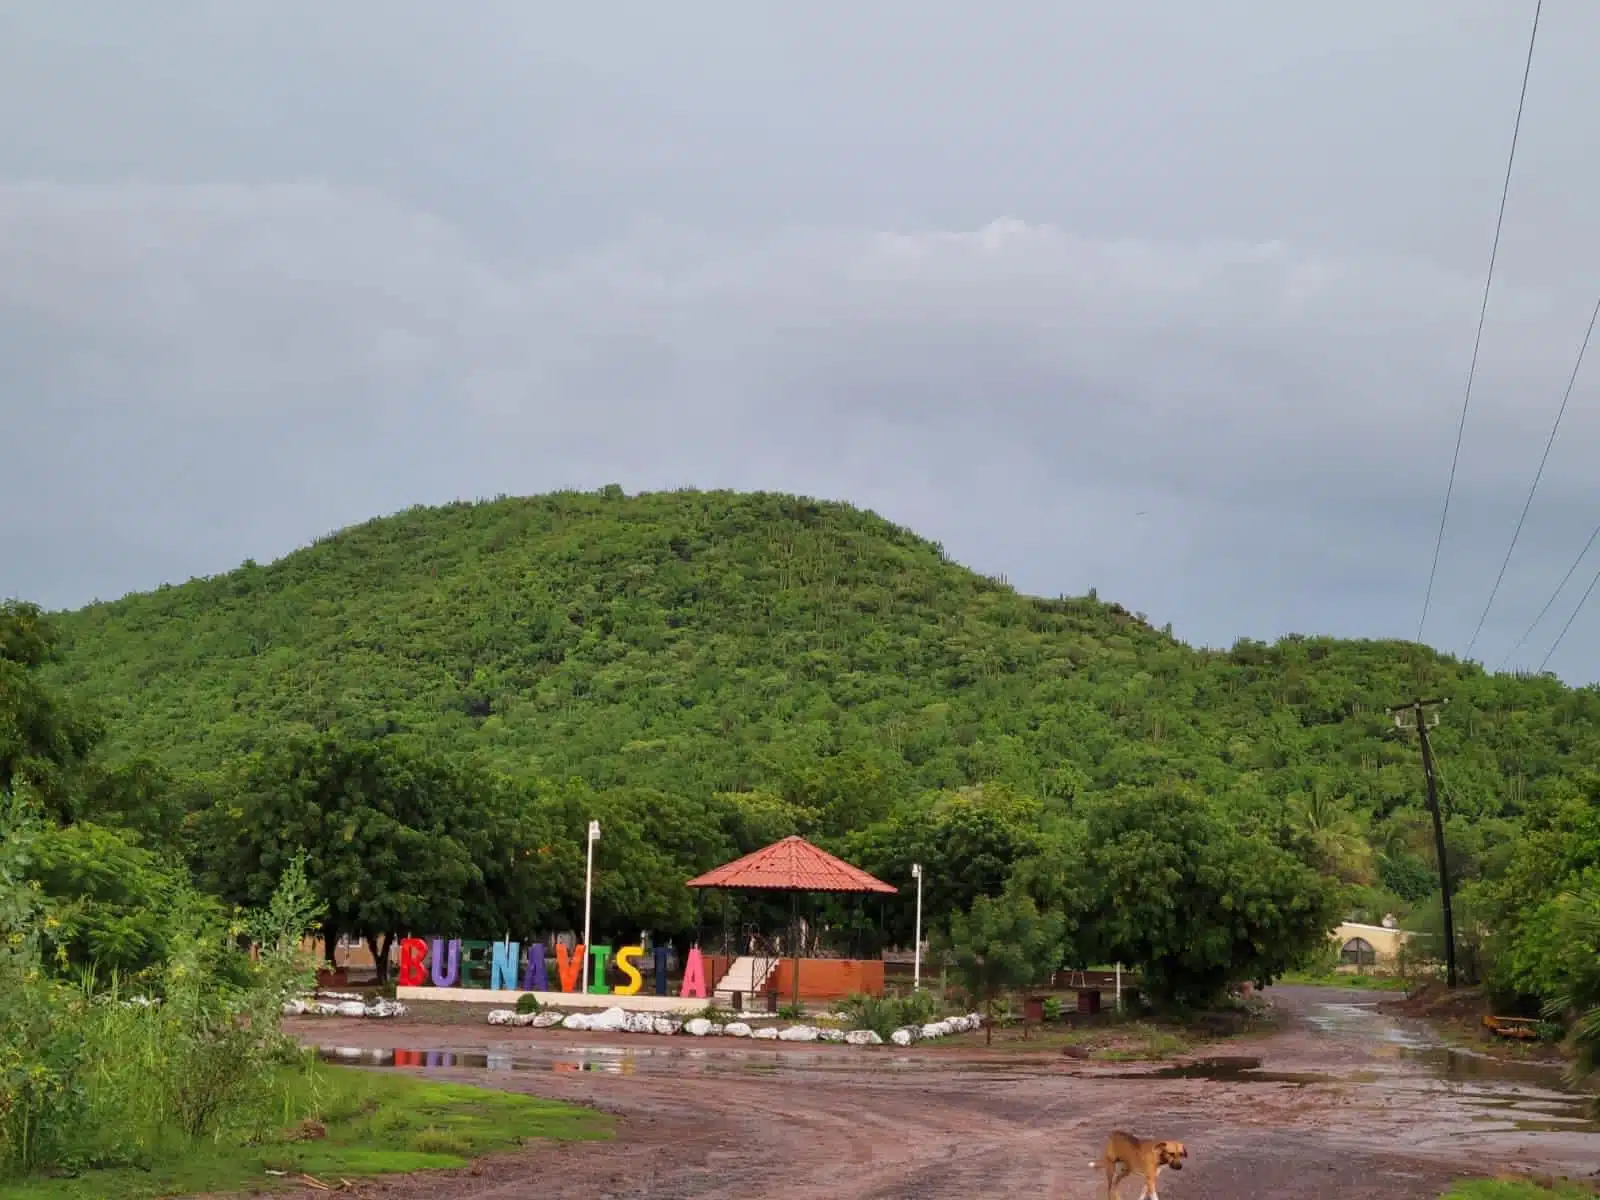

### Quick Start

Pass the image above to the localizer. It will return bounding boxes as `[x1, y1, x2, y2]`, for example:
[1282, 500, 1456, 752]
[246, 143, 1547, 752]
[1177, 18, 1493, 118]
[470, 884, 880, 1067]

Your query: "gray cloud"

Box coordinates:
[4, 1, 1600, 682]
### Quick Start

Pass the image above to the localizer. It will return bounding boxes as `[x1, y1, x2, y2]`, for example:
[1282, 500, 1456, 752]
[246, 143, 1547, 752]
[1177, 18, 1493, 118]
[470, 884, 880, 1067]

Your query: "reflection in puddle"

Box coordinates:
[317, 1046, 636, 1075]
[1296, 1002, 1599, 1131]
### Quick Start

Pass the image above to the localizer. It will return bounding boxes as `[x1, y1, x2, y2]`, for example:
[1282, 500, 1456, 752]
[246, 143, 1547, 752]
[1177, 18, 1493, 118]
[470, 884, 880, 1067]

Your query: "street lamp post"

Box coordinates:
[911, 862, 923, 991]
[582, 820, 600, 993]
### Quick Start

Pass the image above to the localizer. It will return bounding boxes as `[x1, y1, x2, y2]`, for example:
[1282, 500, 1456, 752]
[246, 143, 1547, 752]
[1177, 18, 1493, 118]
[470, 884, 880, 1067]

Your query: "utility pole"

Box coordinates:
[911, 863, 923, 991]
[1387, 697, 1456, 988]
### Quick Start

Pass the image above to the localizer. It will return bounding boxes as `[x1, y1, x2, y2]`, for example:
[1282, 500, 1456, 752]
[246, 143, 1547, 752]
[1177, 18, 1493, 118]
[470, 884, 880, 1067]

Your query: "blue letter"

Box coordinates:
[653, 945, 670, 996]
[491, 941, 521, 991]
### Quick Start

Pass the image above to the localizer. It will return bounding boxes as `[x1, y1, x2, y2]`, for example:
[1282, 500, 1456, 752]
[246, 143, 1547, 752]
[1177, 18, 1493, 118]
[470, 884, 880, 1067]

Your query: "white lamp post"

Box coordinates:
[582, 820, 600, 993]
[910, 862, 923, 991]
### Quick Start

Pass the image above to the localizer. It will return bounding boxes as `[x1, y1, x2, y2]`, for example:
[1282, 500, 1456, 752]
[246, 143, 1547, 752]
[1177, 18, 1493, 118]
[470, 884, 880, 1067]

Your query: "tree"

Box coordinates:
[198, 733, 491, 980]
[1537, 882, 1600, 1102]
[846, 783, 1045, 945]
[0, 601, 101, 823]
[1081, 783, 1340, 1007]
[26, 821, 201, 977]
[939, 885, 1065, 1044]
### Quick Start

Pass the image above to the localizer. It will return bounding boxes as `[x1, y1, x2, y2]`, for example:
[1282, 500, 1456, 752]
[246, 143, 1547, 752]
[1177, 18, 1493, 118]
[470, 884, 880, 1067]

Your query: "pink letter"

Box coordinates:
[679, 946, 706, 999]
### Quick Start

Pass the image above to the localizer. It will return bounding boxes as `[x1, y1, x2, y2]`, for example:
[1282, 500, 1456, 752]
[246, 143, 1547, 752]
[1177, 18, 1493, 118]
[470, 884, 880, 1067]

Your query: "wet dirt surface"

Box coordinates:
[275, 986, 1600, 1199]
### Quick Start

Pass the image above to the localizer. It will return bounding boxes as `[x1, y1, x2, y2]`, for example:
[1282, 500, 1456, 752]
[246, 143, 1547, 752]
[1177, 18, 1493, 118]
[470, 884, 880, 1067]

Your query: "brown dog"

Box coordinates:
[1093, 1130, 1188, 1198]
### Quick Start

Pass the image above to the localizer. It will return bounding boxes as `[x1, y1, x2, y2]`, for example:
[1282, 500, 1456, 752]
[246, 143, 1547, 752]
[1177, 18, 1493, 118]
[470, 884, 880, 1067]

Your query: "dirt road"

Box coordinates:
[283, 987, 1599, 1199]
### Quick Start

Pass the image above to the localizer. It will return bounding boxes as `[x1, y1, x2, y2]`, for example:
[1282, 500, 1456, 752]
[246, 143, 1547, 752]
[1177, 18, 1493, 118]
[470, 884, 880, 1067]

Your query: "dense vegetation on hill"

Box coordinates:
[8, 489, 1600, 1022]
[45, 490, 1595, 899]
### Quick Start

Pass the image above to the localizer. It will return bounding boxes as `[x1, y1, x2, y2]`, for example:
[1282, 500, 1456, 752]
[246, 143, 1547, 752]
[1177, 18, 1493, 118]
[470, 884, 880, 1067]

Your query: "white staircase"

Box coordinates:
[714, 955, 780, 1008]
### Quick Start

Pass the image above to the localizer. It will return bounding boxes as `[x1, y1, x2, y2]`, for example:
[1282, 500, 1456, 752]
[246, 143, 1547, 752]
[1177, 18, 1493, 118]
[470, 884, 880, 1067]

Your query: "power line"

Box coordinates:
[1538, 552, 1600, 673]
[1498, 521, 1600, 671]
[1465, 294, 1600, 659]
[1418, 0, 1544, 644]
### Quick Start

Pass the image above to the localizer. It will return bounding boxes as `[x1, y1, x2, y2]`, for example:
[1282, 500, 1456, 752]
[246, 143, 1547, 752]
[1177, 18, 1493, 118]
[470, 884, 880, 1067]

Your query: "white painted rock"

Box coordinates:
[587, 1006, 629, 1033]
[921, 1021, 951, 1039]
[845, 1029, 883, 1046]
[532, 1012, 565, 1028]
[365, 999, 407, 1018]
[777, 1025, 818, 1042]
[819, 1028, 846, 1043]
[709, 1023, 725, 1036]
[890, 1029, 914, 1046]
[967, 1011, 984, 1026]
[281, 999, 308, 1016]
[563, 1013, 593, 1031]
[652, 1016, 682, 1036]
[683, 1018, 713, 1037]
[335, 1001, 367, 1017]
[624, 1011, 657, 1034]
[723, 1022, 753, 1038]
[751, 1027, 779, 1040]
[487, 1009, 517, 1025]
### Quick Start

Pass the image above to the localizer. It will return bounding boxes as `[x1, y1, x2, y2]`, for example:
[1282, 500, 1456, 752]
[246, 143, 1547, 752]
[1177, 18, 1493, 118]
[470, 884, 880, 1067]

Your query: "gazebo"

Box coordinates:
[686, 835, 897, 1007]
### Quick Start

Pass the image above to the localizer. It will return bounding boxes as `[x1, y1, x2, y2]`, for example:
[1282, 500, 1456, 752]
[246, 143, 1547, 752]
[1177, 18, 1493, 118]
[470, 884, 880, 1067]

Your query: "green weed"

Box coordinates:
[0, 1065, 609, 1198]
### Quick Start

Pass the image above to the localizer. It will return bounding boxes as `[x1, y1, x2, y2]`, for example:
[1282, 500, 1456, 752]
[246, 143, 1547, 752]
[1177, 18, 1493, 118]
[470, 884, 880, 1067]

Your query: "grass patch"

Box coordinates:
[953, 1018, 1200, 1060]
[0, 1063, 609, 1199]
[1281, 970, 1411, 992]
[1441, 1179, 1598, 1198]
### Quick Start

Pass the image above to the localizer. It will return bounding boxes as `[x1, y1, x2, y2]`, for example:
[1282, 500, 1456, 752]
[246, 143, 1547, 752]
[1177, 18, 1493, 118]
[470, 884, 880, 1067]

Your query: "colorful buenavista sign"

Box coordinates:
[395, 938, 711, 998]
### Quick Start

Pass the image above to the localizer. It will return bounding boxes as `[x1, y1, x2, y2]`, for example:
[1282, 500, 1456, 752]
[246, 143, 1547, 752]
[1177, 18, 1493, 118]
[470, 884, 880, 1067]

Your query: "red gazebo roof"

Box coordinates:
[685, 836, 897, 894]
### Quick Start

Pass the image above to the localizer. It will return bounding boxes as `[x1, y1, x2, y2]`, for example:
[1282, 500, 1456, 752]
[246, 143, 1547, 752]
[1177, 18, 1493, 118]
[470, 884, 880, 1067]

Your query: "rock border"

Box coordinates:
[283, 991, 408, 1019]
[484, 1005, 984, 1046]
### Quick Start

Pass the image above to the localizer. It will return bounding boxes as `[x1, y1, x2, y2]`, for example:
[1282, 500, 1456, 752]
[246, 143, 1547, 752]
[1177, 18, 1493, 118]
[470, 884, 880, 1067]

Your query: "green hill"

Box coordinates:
[42, 487, 1600, 919]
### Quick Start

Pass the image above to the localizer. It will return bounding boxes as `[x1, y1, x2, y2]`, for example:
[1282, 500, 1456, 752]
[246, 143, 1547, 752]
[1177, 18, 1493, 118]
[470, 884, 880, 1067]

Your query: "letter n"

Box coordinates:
[491, 941, 521, 991]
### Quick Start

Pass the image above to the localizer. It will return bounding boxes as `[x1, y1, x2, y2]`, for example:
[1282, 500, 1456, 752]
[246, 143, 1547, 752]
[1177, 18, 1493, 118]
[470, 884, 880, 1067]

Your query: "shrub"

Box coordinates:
[0, 804, 325, 1179]
[838, 990, 940, 1039]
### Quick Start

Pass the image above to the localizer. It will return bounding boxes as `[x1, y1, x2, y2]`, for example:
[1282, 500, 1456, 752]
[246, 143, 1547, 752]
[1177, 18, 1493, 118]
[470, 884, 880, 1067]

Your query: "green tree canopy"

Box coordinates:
[196, 733, 490, 976]
[1079, 783, 1340, 1006]
[939, 884, 1066, 1044]
[1, 600, 102, 823]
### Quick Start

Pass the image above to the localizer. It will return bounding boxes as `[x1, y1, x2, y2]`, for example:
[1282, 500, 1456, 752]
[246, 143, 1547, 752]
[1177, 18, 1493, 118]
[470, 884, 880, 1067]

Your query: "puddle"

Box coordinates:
[1070, 1056, 1335, 1086]
[1294, 1002, 1600, 1133]
[317, 1046, 639, 1076]
[315, 1043, 957, 1080]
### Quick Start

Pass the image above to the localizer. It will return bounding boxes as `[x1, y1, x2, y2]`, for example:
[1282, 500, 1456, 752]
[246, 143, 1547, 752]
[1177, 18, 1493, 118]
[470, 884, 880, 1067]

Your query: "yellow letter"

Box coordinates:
[615, 945, 644, 996]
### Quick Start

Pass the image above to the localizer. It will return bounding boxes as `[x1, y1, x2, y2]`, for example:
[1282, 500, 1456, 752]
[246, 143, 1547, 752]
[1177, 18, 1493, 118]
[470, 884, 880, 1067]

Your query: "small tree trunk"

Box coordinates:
[322, 920, 339, 967]
[366, 933, 394, 984]
[985, 994, 994, 1046]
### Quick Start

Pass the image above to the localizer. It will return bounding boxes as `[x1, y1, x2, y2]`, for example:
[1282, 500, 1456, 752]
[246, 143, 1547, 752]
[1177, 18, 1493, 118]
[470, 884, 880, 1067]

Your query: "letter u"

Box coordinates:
[430, 938, 461, 987]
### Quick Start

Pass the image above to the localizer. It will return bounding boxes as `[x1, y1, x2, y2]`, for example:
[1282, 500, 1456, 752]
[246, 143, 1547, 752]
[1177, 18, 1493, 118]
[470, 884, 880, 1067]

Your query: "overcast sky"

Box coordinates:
[5, 2, 1600, 681]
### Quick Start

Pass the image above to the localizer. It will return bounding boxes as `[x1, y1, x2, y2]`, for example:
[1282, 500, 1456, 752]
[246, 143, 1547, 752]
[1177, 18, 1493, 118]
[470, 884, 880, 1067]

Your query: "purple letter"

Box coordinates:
[430, 938, 461, 987]
[521, 941, 549, 991]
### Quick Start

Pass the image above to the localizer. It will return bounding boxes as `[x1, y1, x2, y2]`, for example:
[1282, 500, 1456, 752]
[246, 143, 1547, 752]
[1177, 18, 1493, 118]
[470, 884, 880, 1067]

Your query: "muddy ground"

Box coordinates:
[277, 986, 1599, 1199]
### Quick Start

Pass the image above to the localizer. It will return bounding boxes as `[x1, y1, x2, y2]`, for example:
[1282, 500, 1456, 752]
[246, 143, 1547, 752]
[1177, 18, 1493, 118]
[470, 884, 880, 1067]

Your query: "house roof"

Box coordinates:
[685, 836, 898, 894]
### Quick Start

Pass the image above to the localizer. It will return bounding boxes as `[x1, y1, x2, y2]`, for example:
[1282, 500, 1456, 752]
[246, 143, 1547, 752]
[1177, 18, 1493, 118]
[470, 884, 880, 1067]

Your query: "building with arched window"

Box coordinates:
[1329, 922, 1409, 974]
